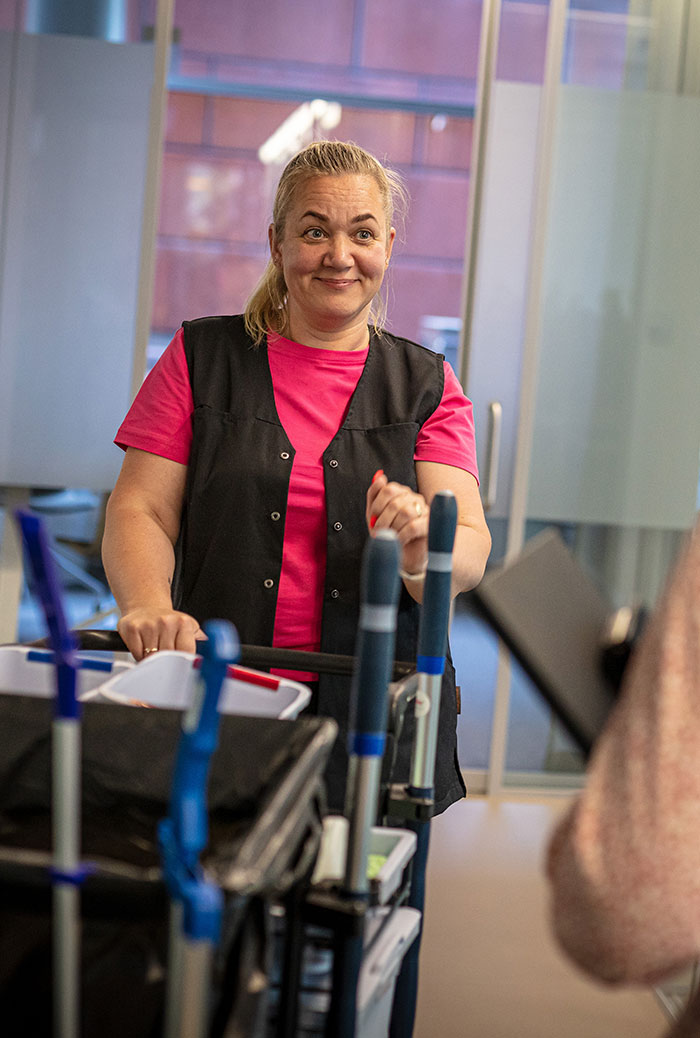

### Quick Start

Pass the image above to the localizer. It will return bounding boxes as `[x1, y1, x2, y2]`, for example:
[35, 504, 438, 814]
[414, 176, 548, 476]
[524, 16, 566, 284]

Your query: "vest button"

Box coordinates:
[271, 511, 281, 521]
[264, 578, 274, 589]
[333, 521, 343, 532]
[330, 589, 340, 599]
[329, 459, 339, 468]
[280, 452, 290, 460]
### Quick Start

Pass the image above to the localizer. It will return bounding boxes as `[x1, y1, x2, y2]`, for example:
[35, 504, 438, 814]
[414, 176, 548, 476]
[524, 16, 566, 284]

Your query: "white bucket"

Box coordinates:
[94, 649, 311, 719]
[0, 645, 133, 699]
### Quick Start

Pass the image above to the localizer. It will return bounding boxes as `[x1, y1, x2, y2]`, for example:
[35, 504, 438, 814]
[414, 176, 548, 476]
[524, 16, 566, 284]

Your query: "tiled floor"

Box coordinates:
[413, 794, 668, 1038]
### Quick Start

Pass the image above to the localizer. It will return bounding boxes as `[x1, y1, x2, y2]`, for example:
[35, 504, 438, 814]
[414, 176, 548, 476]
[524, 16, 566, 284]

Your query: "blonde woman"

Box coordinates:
[102, 140, 491, 811]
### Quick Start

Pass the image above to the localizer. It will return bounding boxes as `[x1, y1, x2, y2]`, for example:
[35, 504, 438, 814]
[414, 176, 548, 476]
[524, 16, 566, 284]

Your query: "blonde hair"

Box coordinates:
[244, 140, 407, 345]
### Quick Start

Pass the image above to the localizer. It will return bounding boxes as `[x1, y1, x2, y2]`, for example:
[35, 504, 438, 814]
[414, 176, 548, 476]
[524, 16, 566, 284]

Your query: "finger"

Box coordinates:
[174, 621, 200, 655]
[117, 618, 147, 661]
[376, 488, 420, 532]
[368, 478, 407, 529]
[366, 470, 388, 524]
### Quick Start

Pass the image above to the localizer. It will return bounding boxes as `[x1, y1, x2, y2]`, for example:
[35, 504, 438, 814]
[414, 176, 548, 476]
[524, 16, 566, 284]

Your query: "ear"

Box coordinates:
[269, 224, 281, 267]
[384, 227, 396, 267]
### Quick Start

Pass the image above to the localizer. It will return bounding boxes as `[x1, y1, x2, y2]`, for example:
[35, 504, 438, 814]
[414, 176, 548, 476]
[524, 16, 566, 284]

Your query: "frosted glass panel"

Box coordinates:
[0, 32, 12, 215]
[466, 81, 541, 524]
[0, 32, 153, 489]
[527, 87, 700, 529]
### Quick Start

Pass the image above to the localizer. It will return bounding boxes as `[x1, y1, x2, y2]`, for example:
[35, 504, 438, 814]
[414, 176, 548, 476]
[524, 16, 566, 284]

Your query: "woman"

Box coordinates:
[102, 140, 491, 811]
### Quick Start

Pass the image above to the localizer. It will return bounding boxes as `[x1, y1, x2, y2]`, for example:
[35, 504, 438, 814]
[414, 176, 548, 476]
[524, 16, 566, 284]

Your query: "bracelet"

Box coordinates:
[398, 562, 428, 582]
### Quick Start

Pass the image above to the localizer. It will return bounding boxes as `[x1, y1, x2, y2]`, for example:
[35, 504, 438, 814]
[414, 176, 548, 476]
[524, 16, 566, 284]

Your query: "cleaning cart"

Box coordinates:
[0, 513, 338, 1038]
[3, 497, 458, 1038]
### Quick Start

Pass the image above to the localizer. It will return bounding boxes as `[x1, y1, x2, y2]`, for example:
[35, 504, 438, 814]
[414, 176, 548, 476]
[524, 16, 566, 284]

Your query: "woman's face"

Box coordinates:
[269, 173, 395, 341]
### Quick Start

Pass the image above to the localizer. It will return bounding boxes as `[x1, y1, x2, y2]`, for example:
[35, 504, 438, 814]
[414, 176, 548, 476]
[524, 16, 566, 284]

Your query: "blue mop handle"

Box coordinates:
[329, 531, 401, 1038]
[409, 490, 457, 797]
[350, 530, 401, 770]
[418, 490, 457, 667]
[344, 530, 400, 897]
[15, 509, 79, 719]
[168, 620, 239, 871]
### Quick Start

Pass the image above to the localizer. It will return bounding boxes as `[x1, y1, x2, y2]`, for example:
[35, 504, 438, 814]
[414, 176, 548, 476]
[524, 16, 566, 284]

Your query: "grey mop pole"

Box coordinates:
[389, 490, 457, 1038]
[325, 529, 401, 1038]
[16, 509, 87, 1038]
[159, 619, 239, 1038]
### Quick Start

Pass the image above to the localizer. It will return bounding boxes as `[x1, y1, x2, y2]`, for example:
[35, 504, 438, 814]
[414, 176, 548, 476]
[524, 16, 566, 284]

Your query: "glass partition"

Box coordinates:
[503, 0, 700, 785]
[0, 1, 171, 639]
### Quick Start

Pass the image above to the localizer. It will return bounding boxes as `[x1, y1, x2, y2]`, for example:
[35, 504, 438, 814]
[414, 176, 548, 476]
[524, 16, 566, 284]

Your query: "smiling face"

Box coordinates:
[269, 173, 395, 348]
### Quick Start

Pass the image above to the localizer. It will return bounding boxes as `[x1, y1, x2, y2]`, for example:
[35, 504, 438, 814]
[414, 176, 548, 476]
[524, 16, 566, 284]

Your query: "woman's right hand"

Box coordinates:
[117, 607, 204, 661]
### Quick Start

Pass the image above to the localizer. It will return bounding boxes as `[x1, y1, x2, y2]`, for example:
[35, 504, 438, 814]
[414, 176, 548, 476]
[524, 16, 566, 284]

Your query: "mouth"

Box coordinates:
[315, 277, 358, 288]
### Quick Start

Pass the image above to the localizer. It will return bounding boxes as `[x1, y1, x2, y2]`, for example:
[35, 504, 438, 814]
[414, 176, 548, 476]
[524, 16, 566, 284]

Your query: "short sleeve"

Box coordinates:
[114, 328, 193, 465]
[414, 361, 479, 482]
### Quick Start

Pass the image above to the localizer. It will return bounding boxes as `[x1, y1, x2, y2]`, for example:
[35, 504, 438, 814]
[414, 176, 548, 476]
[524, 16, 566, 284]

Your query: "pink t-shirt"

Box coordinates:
[116, 328, 479, 663]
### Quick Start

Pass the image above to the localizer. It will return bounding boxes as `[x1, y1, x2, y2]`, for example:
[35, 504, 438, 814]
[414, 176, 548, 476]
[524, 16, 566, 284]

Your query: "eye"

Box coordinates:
[303, 227, 325, 240]
[356, 229, 374, 241]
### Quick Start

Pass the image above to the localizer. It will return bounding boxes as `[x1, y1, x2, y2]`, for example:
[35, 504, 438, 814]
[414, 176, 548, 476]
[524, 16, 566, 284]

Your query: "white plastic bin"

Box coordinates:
[0, 645, 133, 700]
[94, 649, 311, 719]
[278, 825, 418, 1034]
[285, 906, 421, 1036]
[357, 907, 421, 1037]
[368, 827, 417, 905]
[311, 819, 416, 906]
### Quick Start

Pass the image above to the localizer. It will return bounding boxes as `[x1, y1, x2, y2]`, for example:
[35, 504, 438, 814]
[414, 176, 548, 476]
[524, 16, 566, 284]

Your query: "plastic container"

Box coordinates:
[285, 906, 421, 1036]
[368, 827, 417, 905]
[311, 819, 416, 906]
[271, 826, 418, 1034]
[94, 649, 311, 719]
[357, 907, 421, 1037]
[0, 645, 132, 699]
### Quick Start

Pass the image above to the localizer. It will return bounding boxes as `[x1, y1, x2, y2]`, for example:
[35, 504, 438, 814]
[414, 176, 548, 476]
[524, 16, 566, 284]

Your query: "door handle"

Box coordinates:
[482, 401, 502, 512]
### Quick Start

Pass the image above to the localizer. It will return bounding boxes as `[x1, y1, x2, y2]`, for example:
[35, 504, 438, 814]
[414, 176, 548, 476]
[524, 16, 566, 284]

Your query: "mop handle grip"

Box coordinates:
[351, 530, 401, 747]
[15, 509, 79, 719]
[417, 491, 457, 670]
[169, 619, 239, 866]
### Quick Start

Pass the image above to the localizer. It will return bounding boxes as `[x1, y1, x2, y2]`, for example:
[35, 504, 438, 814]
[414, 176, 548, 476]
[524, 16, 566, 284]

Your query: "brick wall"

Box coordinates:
[153, 0, 486, 344]
[152, 0, 628, 346]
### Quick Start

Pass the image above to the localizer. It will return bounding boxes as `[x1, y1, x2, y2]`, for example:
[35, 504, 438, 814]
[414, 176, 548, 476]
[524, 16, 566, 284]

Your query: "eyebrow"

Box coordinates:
[300, 210, 380, 224]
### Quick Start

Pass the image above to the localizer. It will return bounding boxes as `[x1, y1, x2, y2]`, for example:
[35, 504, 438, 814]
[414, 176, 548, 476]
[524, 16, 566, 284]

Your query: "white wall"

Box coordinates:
[0, 31, 153, 490]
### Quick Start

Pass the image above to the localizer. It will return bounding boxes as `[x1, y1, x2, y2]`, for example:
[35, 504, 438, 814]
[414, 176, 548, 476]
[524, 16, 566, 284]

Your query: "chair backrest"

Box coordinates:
[470, 527, 618, 756]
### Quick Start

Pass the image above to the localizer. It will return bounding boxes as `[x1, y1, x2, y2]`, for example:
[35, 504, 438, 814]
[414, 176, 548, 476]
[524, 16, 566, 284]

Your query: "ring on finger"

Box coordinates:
[414, 500, 423, 517]
[143, 647, 159, 655]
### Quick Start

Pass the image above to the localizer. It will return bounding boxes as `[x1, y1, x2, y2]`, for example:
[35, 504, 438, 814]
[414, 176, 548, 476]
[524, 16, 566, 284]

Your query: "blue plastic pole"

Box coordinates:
[16, 509, 83, 1038]
[159, 619, 239, 1038]
[390, 491, 457, 1038]
[328, 530, 400, 1038]
[344, 530, 401, 891]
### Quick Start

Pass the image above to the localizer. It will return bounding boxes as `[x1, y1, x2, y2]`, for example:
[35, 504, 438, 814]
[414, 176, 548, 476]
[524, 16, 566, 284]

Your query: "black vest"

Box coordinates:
[174, 315, 465, 813]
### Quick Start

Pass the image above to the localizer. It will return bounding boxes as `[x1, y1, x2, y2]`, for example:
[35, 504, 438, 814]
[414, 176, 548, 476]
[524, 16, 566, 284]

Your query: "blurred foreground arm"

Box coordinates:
[546, 521, 700, 986]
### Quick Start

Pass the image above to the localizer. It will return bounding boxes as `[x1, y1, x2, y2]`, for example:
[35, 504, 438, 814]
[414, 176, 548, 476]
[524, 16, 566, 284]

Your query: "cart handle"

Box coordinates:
[28, 629, 416, 681]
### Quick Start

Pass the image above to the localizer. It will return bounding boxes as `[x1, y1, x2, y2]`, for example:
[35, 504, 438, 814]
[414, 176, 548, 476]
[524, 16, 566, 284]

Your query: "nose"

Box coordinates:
[323, 233, 352, 268]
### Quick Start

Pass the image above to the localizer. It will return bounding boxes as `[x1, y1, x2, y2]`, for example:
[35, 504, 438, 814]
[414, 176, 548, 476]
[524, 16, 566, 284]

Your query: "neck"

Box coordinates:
[284, 312, 371, 352]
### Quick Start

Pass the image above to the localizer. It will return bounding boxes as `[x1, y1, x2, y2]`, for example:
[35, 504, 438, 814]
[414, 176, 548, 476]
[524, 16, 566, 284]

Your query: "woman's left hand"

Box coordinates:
[366, 469, 428, 578]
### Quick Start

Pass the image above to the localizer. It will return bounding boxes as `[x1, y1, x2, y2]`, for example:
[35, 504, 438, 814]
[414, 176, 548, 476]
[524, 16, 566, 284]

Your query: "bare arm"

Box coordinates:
[365, 461, 491, 603]
[101, 447, 202, 659]
[546, 523, 700, 985]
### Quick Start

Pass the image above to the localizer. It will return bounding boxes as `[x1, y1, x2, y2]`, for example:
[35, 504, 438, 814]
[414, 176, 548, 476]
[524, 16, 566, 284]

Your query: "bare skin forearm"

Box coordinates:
[402, 522, 491, 604]
[101, 450, 200, 659]
[451, 522, 491, 596]
[366, 464, 492, 605]
[102, 500, 177, 614]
